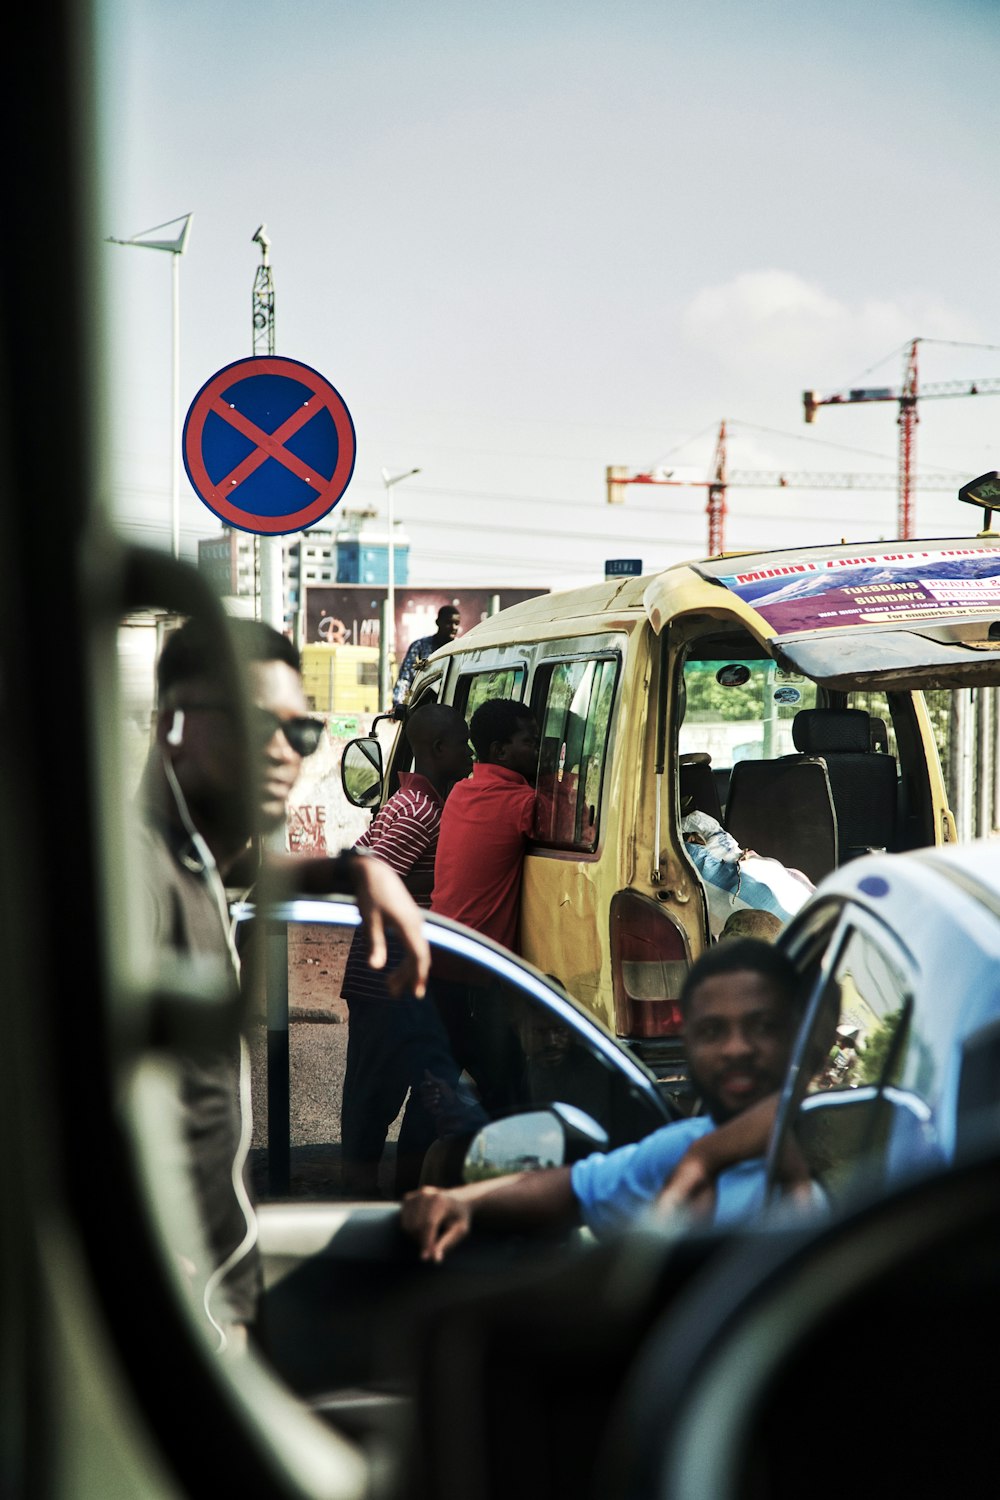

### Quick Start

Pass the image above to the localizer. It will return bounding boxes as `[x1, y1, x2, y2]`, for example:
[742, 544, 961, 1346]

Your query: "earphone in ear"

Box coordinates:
[166, 709, 185, 748]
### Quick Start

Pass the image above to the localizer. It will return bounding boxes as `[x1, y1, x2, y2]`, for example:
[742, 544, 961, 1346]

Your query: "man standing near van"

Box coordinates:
[340, 703, 473, 1194]
[430, 698, 539, 955]
[426, 699, 539, 1120]
[140, 617, 428, 1348]
[393, 604, 462, 707]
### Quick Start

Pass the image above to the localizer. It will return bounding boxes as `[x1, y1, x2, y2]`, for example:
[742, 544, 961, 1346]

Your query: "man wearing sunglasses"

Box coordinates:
[140, 616, 428, 1350]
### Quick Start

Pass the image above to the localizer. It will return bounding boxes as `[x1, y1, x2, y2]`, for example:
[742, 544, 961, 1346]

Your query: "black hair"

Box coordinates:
[156, 616, 300, 698]
[469, 698, 533, 761]
[436, 604, 460, 625]
[405, 702, 468, 753]
[679, 938, 800, 1018]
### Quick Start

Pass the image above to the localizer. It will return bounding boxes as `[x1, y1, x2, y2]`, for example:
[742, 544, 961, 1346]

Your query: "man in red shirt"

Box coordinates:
[430, 698, 539, 953]
[340, 703, 472, 1195]
[426, 700, 540, 1127]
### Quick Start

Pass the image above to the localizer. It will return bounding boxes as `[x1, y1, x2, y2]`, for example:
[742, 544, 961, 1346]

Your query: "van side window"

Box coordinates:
[456, 666, 527, 721]
[533, 658, 618, 852]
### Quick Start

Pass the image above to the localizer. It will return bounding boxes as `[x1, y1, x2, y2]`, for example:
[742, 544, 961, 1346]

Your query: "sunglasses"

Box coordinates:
[178, 702, 324, 758]
[249, 706, 324, 757]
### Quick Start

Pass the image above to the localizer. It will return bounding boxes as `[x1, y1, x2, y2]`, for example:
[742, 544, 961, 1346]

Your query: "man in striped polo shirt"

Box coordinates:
[340, 703, 472, 1195]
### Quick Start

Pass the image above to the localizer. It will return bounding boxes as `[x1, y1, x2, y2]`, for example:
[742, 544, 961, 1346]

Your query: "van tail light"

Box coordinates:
[610, 891, 688, 1039]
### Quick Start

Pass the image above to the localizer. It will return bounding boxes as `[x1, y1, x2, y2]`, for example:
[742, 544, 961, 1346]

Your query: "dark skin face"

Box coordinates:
[156, 659, 310, 860]
[683, 969, 798, 1123]
[433, 610, 461, 646]
[516, 1011, 572, 1070]
[436, 725, 474, 788]
[492, 715, 541, 785]
[246, 659, 312, 828]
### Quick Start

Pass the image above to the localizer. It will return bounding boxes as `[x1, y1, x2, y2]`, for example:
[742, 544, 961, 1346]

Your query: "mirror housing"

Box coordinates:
[341, 735, 384, 808]
[462, 1103, 610, 1183]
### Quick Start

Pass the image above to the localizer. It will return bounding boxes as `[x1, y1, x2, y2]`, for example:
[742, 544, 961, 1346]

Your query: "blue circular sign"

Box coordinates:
[183, 355, 356, 535]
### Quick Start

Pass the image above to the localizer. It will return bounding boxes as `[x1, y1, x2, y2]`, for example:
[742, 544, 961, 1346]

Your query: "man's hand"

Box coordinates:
[655, 1094, 784, 1226]
[655, 1148, 717, 1224]
[401, 1186, 473, 1262]
[350, 855, 431, 999]
[259, 848, 430, 998]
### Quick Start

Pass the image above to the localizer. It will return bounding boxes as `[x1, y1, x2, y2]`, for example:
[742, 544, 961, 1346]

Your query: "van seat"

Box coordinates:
[724, 757, 838, 886]
[679, 752, 724, 826]
[792, 709, 898, 862]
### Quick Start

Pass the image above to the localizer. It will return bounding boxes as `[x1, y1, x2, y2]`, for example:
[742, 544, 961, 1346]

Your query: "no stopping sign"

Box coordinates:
[183, 355, 356, 534]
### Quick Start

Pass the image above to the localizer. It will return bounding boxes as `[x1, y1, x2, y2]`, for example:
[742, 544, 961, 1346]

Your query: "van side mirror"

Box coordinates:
[463, 1103, 609, 1182]
[341, 736, 384, 808]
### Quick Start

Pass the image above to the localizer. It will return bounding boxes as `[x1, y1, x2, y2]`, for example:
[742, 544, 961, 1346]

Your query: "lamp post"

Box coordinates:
[107, 213, 193, 558]
[380, 465, 420, 708]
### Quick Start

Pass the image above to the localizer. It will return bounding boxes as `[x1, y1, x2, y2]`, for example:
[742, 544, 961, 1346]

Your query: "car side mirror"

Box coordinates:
[341, 735, 384, 808]
[462, 1103, 609, 1183]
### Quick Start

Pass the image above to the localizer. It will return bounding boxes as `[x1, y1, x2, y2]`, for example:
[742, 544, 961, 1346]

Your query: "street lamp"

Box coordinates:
[107, 213, 193, 559]
[381, 465, 421, 708]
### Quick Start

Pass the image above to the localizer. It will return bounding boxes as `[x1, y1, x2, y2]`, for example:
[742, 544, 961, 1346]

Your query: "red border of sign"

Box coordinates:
[183, 355, 356, 534]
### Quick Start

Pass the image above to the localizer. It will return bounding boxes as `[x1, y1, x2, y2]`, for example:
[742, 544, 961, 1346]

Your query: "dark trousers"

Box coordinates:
[340, 991, 464, 1195]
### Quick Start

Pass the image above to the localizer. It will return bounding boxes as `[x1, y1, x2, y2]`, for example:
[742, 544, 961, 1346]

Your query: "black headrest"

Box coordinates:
[793, 708, 871, 755]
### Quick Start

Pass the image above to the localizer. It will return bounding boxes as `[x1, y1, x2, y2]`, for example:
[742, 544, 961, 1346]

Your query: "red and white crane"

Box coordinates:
[803, 338, 1000, 540]
[607, 418, 968, 555]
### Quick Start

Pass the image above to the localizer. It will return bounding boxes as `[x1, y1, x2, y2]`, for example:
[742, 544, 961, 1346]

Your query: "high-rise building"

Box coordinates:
[196, 507, 410, 620]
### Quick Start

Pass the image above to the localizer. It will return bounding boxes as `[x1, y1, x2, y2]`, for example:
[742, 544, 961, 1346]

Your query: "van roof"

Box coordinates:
[436, 535, 1000, 690]
[681, 535, 1000, 689]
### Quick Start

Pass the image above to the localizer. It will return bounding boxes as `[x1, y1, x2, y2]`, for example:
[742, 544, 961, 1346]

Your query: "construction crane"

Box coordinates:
[606, 419, 967, 555]
[804, 338, 1000, 539]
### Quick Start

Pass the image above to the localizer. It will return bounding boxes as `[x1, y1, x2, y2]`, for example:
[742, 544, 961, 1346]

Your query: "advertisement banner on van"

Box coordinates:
[717, 545, 1000, 635]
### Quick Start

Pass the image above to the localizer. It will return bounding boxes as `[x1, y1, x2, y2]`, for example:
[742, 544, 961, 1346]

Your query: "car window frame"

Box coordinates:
[767, 902, 918, 1203]
[232, 894, 675, 1200]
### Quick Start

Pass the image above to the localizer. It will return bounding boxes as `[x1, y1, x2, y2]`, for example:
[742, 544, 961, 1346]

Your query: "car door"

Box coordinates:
[770, 897, 936, 1210]
[236, 899, 674, 1419]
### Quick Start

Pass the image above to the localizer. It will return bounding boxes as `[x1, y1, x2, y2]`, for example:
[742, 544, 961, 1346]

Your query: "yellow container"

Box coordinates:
[300, 644, 393, 715]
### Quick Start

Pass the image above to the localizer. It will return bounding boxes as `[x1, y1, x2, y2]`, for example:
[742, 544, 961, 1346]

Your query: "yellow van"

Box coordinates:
[344, 532, 1000, 1073]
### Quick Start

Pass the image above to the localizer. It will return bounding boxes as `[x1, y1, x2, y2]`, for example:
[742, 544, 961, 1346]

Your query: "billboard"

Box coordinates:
[305, 585, 547, 650]
[717, 545, 1000, 636]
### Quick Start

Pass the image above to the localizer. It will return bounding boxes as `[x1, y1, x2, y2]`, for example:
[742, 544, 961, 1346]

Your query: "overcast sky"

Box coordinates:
[97, 0, 1000, 589]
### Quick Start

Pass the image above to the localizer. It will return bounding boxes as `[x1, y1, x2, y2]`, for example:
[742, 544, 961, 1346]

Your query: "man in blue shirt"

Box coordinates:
[393, 605, 461, 706]
[401, 940, 804, 1259]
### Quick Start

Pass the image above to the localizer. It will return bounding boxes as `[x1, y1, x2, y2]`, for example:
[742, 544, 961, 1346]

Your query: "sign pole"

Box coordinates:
[171, 249, 181, 558]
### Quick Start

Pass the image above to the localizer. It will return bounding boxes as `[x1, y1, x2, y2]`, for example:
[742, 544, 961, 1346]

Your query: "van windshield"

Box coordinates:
[680, 659, 818, 771]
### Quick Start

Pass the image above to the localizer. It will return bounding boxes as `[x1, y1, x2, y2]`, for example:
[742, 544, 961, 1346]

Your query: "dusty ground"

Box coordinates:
[285, 924, 352, 1021]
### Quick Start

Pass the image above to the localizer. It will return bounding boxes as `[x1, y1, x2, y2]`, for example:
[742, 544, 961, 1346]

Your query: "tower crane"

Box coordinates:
[606, 419, 968, 555]
[804, 337, 1000, 539]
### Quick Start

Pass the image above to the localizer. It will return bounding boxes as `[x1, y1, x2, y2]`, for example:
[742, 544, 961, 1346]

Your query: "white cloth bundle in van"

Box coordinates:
[681, 812, 814, 937]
